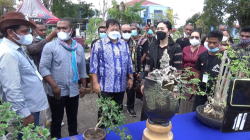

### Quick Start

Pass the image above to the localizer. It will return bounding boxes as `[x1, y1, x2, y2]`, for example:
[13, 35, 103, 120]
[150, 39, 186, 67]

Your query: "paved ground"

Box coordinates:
[41, 92, 143, 138]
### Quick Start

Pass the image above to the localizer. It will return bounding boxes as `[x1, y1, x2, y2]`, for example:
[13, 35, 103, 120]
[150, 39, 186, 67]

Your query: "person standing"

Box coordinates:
[192, 30, 223, 110]
[39, 18, 87, 139]
[142, 24, 156, 46]
[176, 23, 194, 50]
[179, 30, 207, 114]
[0, 12, 48, 127]
[90, 26, 106, 53]
[90, 19, 133, 121]
[121, 24, 141, 117]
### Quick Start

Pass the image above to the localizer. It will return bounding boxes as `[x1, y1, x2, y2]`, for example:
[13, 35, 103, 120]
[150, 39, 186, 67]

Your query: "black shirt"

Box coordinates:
[195, 51, 222, 92]
[147, 36, 156, 46]
[176, 37, 191, 50]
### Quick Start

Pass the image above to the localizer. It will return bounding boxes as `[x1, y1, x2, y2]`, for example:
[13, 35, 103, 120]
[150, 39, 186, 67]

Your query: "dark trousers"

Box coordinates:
[193, 95, 208, 111]
[140, 104, 148, 121]
[98, 91, 125, 128]
[126, 72, 137, 110]
[48, 95, 79, 139]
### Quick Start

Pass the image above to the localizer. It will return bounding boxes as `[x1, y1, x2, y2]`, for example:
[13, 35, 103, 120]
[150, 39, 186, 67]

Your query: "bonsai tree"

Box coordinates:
[197, 46, 250, 120]
[83, 96, 132, 140]
[0, 100, 53, 140]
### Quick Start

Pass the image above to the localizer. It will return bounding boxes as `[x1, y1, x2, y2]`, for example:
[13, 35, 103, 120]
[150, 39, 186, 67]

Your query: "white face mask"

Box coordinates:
[204, 42, 208, 48]
[122, 33, 131, 40]
[184, 32, 190, 38]
[222, 36, 228, 42]
[108, 31, 121, 40]
[190, 38, 200, 46]
[57, 29, 72, 41]
[12, 31, 33, 45]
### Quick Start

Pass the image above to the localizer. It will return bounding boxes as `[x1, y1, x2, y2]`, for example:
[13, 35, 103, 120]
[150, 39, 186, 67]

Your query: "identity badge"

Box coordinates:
[202, 74, 209, 83]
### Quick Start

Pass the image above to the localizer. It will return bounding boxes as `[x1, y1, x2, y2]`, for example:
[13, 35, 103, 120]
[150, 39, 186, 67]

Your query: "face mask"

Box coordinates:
[100, 33, 107, 39]
[36, 36, 43, 40]
[204, 42, 208, 48]
[108, 31, 120, 40]
[222, 36, 228, 42]
[57, 29, 72, 41]
[12, 31, 33, 45]
[184, 32, 190, 38]
[205, 44, 220, 53]
[156, 31, 167, 40]
[240, 38, 250, 45]
[147, 29, 153, 35]
[122, 33, 131, 40]
[190, 38, 200, 46]
[131, 30, 138, 37]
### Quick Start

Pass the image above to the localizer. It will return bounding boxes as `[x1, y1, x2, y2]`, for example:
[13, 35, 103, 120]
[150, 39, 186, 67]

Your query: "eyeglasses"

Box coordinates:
[190, 36, 200, 40]
[99, 31, 106, 33]
[122, 30, 131, 33]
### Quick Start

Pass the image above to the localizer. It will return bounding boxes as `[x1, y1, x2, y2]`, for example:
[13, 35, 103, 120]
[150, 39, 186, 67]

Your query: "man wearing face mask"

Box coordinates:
[192, 30, 223, 110]
[0, 12, 49, 130]
[90, 19, 133, 123]
[220, 30, 234, 52]
[130, 22, 149, 73]
[121, 24, 141, 117]
[39, 18, 87, 138]
[142, 24, 156, 46]
[90, 26, 106, 53]
[176, 23, 194, 50]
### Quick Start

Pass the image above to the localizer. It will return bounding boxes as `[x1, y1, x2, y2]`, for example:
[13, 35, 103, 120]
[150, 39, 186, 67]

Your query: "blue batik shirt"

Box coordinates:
[90, 37, 133, 93]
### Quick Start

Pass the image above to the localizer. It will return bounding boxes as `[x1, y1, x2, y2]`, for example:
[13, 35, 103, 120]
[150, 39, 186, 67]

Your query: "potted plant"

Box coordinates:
[82, 96, 132, 140]
[0, 100, 53, 140]
[195, 47, 250, 129]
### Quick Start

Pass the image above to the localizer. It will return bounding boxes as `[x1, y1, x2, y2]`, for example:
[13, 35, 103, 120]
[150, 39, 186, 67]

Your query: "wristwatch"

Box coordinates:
[129, 77, 134, 81]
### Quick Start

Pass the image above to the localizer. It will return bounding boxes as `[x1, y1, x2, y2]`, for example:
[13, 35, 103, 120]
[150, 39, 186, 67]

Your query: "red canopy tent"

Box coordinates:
[16, 0, 59, 25]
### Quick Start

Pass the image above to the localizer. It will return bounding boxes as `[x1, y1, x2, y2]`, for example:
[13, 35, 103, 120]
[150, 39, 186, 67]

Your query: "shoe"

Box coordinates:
[127, 109, 137, 117]
[61, 122, 65, 126]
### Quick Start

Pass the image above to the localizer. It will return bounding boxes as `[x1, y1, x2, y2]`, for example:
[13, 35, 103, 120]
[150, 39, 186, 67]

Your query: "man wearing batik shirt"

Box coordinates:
[90, 19, 133, 115]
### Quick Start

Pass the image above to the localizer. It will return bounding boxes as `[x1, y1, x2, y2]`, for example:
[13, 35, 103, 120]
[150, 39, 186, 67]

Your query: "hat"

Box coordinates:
[0, 12, 36, 32]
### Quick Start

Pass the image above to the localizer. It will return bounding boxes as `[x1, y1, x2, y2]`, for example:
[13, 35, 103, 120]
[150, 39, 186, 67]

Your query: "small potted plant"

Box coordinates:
[82, 96, 132, 140]
[0, 100, 53, 140]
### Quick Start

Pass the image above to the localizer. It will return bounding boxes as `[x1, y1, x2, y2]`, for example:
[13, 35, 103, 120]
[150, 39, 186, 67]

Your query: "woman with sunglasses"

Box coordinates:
[179, 30, 207, 114]
[140, 20, 182, 121]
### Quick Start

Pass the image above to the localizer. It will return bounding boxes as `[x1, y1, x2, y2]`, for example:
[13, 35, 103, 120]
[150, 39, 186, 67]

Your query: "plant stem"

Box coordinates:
[95, 116, 104, 131]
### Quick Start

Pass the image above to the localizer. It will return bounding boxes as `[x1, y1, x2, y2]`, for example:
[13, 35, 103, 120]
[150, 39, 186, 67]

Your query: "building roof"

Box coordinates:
[126, 0, 162, 6]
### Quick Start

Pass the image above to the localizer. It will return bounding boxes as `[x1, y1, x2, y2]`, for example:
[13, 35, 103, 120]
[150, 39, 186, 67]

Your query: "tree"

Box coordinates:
[78, 1, 95, 18]
[151, 8, 179, 28]
[84, 18, 102, 45]
[185, 13, 201, 29]
[99, 0, 112, 22]
[41, 0, 50, 10]
[108, 0, 145, 24]
[0, 0, 15, 17]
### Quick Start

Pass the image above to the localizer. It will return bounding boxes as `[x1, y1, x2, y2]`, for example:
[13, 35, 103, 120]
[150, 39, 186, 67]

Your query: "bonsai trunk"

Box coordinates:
[95, 116, 104, 131]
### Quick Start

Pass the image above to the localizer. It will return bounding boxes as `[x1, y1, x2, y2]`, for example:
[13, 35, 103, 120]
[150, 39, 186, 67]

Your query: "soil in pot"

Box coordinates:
[83, 128, 106, 140]
[198, 105, 223, 122]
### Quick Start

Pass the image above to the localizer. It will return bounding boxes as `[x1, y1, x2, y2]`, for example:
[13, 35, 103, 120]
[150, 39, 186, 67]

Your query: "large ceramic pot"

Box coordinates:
[196, 105, 223, 129]
[143, 78, 179, 126]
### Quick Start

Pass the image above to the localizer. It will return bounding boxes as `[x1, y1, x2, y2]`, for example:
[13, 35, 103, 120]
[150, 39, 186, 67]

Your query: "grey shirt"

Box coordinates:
[39, 39, 87, 97]
[0, 38, 49, 118]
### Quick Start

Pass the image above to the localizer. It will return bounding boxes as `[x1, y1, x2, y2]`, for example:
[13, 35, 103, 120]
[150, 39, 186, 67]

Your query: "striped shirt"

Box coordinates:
[0, 38, 48, 118]
[39, 39, 87, 97]
[90, 37, 133, 93]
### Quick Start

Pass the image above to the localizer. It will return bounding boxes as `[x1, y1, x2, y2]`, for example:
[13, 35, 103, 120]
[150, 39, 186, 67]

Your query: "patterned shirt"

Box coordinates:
[90, 37, 133, 93]
[0, 38, 48, 118]
[39, 39, 87, 97]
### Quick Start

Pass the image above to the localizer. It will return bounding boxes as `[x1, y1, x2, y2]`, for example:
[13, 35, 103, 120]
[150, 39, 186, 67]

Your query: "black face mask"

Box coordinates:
[156, 31, 167, 40]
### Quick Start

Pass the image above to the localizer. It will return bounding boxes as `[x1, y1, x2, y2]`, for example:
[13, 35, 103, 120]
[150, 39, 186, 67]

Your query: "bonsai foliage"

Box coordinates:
[95, 96, 132, 140]
[0, 100, 53, 140]
[84, 18, 102, 45]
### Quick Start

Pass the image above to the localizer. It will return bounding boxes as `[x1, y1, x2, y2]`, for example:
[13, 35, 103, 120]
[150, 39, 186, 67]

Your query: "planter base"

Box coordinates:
[142, 119, 173, 140]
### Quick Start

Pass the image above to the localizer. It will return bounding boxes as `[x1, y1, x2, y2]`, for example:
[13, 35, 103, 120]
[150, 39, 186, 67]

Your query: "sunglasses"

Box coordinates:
[190, 36, 200, 40]
[99, 31, 106, 33]
[122, 30, 131, 33]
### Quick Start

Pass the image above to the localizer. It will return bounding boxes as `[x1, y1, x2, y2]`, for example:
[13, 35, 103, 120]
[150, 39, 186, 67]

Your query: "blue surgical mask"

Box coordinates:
[147, 29, 153, 35]
[100, 33, 107, 39]
[36, 36, 43, 40]
[131, 30, 137, 37]
[205, 45, 219, 53]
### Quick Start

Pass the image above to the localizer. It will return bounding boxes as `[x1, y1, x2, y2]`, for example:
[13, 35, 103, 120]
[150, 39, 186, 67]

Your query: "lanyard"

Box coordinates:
[18, 48, 36, 70]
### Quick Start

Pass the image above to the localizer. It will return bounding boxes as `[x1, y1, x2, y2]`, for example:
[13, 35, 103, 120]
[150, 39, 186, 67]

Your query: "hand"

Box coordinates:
[79, 88, 86, 98]
[127, 79, 133, 89]
[52, 86, 61, 100]
[50, 29, 58, 38]
[141, 85, 144, 94]
[173, 92, 179, 98]
[93, 82, 101, 94]
[22, 114, 35, 127]
[137, 73, 141, 80]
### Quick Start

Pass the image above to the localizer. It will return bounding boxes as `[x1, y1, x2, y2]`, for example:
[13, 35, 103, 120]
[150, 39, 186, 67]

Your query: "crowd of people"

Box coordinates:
[0, 11, 250, 139]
